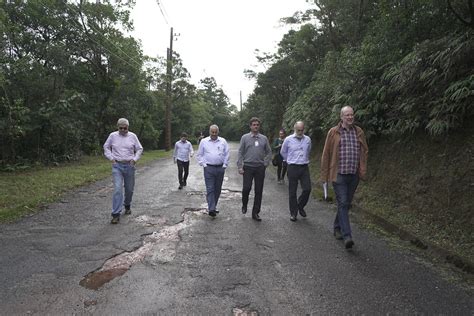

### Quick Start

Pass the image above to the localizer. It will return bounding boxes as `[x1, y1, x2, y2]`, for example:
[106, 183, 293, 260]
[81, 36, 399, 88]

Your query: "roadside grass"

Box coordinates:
[0, 150, 171, 223]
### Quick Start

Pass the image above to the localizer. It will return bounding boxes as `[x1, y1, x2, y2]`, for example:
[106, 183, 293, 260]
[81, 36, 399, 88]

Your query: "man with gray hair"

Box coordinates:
[280, 121, 312, 222]
[321, 106, 368, 249]
[103, 118, 143, 224]
[196, 125, 230, 217]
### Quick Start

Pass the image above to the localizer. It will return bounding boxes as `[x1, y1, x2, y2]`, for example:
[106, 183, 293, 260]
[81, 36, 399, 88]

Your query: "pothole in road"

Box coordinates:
[134, 215, 167, 227]
[79, 208, 207, 290]
[186, 189, 241, 200]
[233, 307, 258, 316]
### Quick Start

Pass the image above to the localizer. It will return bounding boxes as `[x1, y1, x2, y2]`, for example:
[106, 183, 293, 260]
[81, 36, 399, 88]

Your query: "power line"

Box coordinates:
[67, 0, 144, 69]
[33, 0, 144, 71]
[156, 0, 170, 26]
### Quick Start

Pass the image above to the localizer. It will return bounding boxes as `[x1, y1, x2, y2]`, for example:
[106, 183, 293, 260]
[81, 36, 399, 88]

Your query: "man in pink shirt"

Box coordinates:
[103, 118, 143, 224]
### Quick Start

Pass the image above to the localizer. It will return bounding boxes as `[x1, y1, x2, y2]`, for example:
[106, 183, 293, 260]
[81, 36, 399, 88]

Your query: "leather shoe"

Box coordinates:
[208, 211, 216, 217]
[334, 228, 343, 240]
[252, 214, 262, 222]
[344, 238, 355, 249]
[290, 215, 297, 222]
[241, 206, 247, 214]
[298, 208, 307, 217]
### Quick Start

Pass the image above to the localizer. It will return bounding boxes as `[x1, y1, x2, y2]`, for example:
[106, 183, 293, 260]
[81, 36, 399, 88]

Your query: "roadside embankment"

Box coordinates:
[310, 123, 474, 274]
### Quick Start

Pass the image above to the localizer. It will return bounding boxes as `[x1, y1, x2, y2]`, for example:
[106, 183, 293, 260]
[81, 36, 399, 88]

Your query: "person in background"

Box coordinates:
[320, 106, 368, 249]
[196, 125, 230, 217]
[197, 132, 204, 144]
[237, 117, 272, 221]
[280, 121, 312, 222]
[103, 118, 143, 224]
[173, 132, 194, 190]
[273, 129, 287, 184]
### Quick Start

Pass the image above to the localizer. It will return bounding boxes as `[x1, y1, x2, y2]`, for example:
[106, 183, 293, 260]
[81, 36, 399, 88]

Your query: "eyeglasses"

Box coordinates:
[119, 127, 128, 130]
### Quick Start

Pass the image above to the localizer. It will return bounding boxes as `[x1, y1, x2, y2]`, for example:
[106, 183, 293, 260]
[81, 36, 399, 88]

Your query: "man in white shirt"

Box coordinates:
[173, 132, 194, 190]
[196, 125, 230, 217]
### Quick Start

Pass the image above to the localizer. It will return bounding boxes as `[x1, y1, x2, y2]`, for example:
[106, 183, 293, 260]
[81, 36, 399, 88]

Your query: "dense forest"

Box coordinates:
[243, 0, 473, 140]
[0, 0, 240, 165]
[1, 0, 473, 167]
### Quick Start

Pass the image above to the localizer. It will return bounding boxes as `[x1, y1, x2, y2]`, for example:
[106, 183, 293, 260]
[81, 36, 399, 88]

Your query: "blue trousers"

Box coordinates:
[332, 173, 359, 239]
[111, 163, 135, 217]
[203, 165, 225, 212]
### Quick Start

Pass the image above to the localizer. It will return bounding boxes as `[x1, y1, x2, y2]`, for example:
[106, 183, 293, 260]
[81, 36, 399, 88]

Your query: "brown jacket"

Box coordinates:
[320, 123, 368, 182]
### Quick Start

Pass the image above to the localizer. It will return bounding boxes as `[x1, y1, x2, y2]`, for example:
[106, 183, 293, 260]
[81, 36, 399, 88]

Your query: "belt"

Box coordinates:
[288, 163, 308, 166]
[116, 160, 131, 164]
[207, 164, 223, 167]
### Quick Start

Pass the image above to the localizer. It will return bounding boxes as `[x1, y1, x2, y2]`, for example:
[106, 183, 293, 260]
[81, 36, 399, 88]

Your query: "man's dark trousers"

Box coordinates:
[287, 164, 312, 217]
[242, 165, 266, 216]
[177, 159, 189, 185]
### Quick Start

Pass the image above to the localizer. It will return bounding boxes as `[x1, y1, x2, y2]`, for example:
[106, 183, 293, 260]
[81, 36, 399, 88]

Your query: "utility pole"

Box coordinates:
[165, 27, 173, 151]
[240, 91, 243, 112]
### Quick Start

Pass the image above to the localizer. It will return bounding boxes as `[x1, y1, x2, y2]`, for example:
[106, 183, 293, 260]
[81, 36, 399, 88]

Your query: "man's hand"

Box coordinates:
[173, 159, 177, 164]
[130, 160, 136, 166]
[238, 168, 244, 175]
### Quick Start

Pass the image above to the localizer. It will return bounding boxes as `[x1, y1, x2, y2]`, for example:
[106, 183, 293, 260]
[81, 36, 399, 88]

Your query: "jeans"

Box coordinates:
[203, 165, 226, 212]
[177, 159, 190, 185]
[287, 164, 312, 217]
[242, 165, 266, 215]
[332, 173, 359, 239]
[111, 162, 136, 217]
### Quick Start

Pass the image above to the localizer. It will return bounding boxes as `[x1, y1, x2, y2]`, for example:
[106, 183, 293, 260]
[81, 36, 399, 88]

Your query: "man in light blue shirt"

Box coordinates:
[280, 121, 312, 221]
[173, 132, 194, 190]
[196, 125, 230, 217]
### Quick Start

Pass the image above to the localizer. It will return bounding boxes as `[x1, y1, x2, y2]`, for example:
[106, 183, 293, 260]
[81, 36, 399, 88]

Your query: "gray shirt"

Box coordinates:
[237, 132, 272, 169]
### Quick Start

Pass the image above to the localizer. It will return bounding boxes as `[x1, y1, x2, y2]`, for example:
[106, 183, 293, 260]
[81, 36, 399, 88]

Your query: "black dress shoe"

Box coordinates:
[252, 214, 262, 221]
[290, 215, 297, 222]
[298, 208, 307, 217]
[345, 238, 355, 249]
[241, 206, 247, 214]
[208, 211, 216, 217]
[178, 185, 183, 190]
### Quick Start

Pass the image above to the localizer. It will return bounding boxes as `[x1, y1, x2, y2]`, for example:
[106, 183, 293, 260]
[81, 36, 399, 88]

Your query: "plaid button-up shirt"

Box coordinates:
[338, 126, 360, 174]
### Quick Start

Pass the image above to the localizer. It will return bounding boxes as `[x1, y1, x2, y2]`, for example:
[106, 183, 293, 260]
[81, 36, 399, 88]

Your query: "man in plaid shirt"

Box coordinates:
[321, 106, 369, 249]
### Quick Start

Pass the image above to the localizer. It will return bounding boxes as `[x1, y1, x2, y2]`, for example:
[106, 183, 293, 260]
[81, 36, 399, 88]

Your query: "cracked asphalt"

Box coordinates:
[0, 142, 472, 315]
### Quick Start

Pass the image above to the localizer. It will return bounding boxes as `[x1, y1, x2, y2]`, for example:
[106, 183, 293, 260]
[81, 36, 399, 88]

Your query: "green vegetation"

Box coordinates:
[241, 0, 473, 139]
[0, 1, 239, 167]
[0, 150, 170, 222]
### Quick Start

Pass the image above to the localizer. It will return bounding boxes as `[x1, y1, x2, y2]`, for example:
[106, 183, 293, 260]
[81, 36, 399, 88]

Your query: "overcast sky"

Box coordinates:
[130, 0, 312, 106]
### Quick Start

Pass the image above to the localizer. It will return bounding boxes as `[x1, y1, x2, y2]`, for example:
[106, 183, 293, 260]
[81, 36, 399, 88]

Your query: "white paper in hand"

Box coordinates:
[323, 182, 328, 200]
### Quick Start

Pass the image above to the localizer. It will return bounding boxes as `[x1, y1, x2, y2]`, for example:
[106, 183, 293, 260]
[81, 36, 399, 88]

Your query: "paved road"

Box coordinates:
[0, 143, 472, 315]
